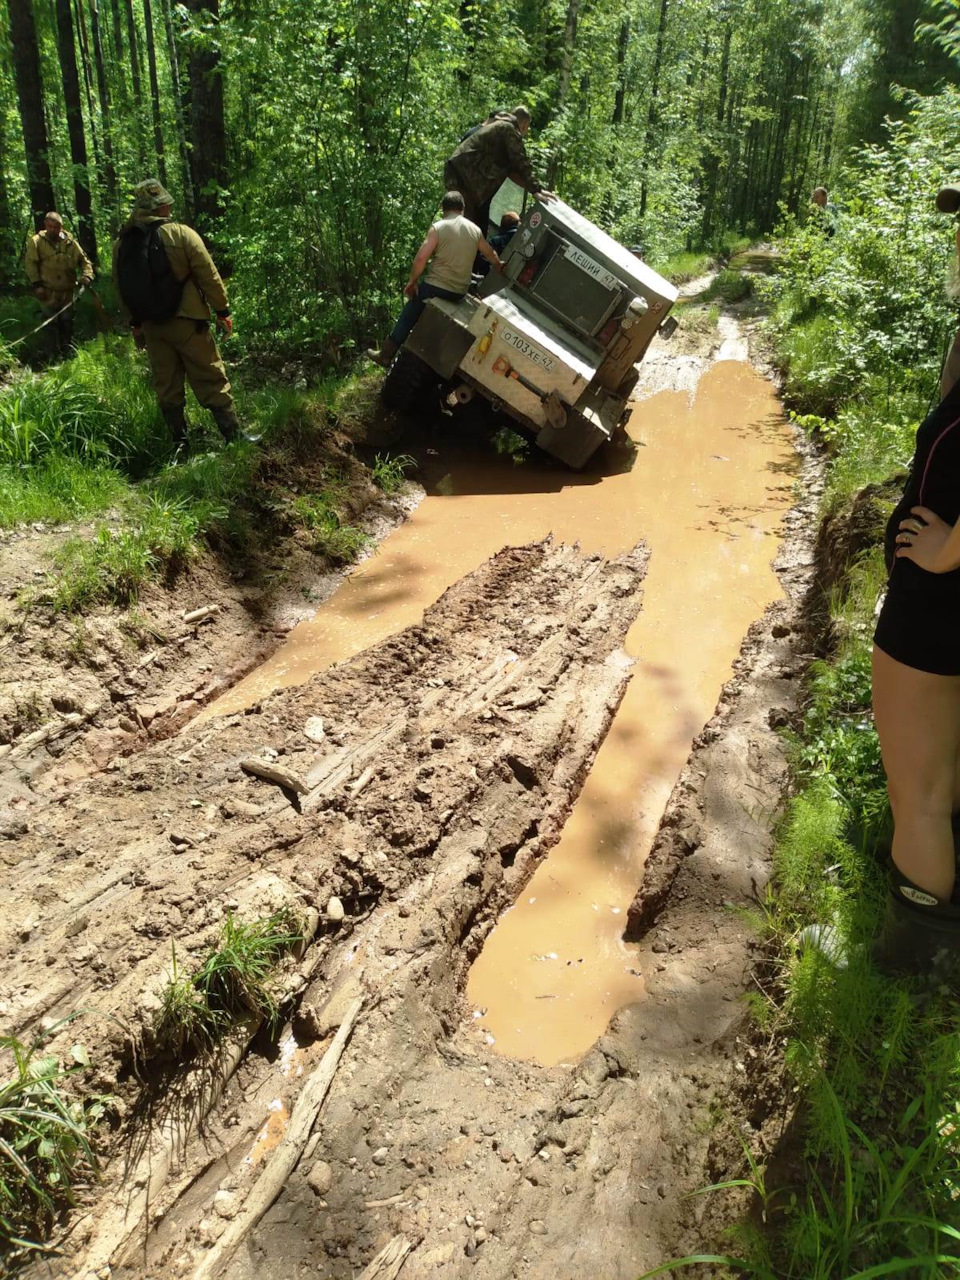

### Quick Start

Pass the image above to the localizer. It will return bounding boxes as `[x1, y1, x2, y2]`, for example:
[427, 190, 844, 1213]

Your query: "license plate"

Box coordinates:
[562, 243, 619, 291]
[501, 329, 555, 371]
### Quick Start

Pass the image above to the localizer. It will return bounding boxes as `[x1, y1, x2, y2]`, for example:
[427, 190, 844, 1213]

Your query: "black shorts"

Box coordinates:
[874, 559, 960, 675]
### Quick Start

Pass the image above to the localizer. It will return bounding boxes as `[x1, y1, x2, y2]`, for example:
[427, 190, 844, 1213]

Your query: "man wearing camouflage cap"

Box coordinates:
[443, 106, 554, 237]
[113, 178, 247, 450]
[24, 211, 94, 358]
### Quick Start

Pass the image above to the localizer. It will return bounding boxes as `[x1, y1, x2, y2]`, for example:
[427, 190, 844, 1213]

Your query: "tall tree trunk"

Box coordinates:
[55, 0, 97, 261]
[701, 17, 732, 240]
[159, 0, 193, 215]
[6, 0, 55, 224]
[611, 14, 629, 126]
[123, 0, 146, 167]
[74, 0, 103, 180]
[141, 0, 166, 183]
[639, 0, 669, 220]
[545, 0, 581, 187]
[182, 0, 226, 234]
[90, 0, 119, 219]
[0, 113, 15, 283]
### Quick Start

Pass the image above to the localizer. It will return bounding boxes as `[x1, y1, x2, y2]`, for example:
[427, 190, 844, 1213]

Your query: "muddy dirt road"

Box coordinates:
[1, 296, 817, 1279]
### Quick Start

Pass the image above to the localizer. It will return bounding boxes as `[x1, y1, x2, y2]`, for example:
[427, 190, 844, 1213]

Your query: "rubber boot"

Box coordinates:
[872, 862, 960, 981]
[211, 406, 260, 445]
[160, 404, 189, 453]
[364, 337, 399, 369]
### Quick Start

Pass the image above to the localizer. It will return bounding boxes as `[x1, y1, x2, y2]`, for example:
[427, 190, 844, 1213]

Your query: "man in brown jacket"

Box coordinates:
[24, 212, 94, 358]
[443, 105, 553, 236]
[113, 178, 247, 449]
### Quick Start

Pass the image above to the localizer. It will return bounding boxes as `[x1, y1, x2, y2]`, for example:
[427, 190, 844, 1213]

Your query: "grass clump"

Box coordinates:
[290, 492, 371, 564]
[48, 496, 204, 613]
[154, 909, 304, 1054]
[371, 452, 415, 494]
[0, 1030, 109, 1263]
[704, 269, 753, 304]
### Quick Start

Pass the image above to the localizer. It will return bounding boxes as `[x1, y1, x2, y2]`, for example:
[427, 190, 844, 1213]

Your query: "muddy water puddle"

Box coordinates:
[205, 357, 795, 1067]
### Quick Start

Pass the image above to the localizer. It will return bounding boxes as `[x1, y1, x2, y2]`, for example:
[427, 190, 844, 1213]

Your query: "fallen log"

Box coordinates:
[191, 996, 363, 1280]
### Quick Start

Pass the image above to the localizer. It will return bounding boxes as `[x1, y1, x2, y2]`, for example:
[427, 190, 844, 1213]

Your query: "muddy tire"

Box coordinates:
[381, 350, 439, 414]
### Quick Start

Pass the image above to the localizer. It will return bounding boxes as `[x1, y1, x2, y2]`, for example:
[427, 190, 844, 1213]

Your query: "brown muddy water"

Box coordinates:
[205, 354, 796, 1067]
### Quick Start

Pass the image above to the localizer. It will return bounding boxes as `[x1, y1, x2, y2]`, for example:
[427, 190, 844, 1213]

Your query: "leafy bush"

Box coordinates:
[765, 88, 960, 431]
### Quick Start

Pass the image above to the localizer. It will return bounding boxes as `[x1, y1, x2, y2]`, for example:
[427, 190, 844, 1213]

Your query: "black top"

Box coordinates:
[885, 383, 960, 590]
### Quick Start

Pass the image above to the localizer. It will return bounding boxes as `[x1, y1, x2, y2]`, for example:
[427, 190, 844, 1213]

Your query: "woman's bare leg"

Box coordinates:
[872, 645, 960, 902]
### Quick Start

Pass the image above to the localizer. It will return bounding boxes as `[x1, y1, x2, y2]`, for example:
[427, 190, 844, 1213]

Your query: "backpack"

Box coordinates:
[116, 221, 183, 323]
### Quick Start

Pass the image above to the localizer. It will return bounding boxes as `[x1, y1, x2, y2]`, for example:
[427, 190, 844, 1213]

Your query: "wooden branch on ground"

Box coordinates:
[356, 1236, 413, 1279]
[191, 996, 363, 1280]
[240, 757, 309, 794]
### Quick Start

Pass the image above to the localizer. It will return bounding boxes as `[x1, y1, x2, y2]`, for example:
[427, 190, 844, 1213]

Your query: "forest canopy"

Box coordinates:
[1, 0, 958, 355]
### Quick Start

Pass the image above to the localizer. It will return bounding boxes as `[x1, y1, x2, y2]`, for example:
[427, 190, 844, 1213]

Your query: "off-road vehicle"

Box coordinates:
[381, 197, 679, 469]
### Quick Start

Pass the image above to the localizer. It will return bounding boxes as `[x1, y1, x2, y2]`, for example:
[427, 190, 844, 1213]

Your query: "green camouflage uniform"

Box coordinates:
[112, 178, 237, 443]
[24, 228, 93, 355]
[443, 114, 542, 234]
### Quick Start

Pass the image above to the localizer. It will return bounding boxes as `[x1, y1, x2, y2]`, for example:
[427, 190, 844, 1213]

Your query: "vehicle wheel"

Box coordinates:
[381, 350, 439, 413]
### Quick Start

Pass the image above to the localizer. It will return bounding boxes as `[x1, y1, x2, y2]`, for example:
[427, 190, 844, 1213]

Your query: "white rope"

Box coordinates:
[5, 283, 88, 349]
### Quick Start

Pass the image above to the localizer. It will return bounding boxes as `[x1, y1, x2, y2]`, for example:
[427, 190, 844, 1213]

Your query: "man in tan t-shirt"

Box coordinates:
[365, 190, 502, 368]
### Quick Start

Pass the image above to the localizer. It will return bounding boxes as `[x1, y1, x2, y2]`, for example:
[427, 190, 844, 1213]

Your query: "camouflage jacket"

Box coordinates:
[445, 115, 542, 203]
[25, 231, 93, 298]
[112, 212, 229, 323]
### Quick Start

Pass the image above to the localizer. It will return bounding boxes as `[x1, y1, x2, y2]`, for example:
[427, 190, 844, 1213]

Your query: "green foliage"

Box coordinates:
[0, 1028, 109, 1262]
[48, 496, 203, 613]
[289, 492, 371, 564]
[792, 650, 885, 830]
[491, 426, 531, 464]
[766, 89, 960, 428]
[704, 270, 753, 304]
[154, 910, 304, 1054]
[370, 452, 415, 495]
[0, 338, 167, 473]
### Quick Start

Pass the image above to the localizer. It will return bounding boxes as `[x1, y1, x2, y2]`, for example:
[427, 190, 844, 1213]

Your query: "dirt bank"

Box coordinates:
[0, 420, 413, 808]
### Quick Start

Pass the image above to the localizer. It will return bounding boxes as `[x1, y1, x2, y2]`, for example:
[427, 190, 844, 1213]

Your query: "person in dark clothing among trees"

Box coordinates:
[810, 185, 838, 237]
[476, 209, 520, 276]
[443, 105, 554, 236]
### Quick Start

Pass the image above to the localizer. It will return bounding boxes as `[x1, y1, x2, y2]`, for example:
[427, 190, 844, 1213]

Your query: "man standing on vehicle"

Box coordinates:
[113, 178, 248, 450]
[443, 105, 554, 236]
[24, 212, 94, 359]
[365, 190, 503, 369]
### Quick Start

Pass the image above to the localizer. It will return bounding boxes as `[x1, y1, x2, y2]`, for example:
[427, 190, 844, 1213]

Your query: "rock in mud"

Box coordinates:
[306, 1161, 333, 1195]
[304, 716, 326, 743]
[213, 1189, 238, 1219]
[326, 895, 345, 923]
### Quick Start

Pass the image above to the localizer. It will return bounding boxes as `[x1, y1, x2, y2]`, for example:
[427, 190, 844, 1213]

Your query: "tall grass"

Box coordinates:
[0, 332, 375, 610]
[0, 1027, 109, 1263]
